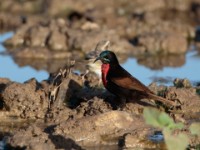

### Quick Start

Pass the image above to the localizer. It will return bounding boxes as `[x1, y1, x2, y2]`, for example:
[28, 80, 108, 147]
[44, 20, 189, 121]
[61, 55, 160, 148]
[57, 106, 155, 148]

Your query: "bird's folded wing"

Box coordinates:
[111, 76, 153, 93]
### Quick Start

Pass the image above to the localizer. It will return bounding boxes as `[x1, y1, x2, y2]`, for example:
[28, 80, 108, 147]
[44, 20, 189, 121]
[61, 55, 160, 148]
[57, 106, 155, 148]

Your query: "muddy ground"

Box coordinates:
[0, 69, 200, 150]
[0, 0, 200, 149]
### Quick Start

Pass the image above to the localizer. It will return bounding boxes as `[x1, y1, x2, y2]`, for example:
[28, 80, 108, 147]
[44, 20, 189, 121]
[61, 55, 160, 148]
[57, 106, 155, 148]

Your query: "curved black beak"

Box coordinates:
[93, 56, 101, 63]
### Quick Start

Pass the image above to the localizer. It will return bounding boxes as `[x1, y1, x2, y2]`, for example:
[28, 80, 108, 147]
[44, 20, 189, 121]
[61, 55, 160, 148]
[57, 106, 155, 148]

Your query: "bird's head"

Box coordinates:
[94, 50, 119, 65]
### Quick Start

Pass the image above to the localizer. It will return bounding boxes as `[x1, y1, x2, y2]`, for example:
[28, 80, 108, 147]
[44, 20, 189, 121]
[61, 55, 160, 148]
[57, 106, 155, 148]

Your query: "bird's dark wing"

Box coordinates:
[111, 76, 152, 93]
[110, 66, 153, 94]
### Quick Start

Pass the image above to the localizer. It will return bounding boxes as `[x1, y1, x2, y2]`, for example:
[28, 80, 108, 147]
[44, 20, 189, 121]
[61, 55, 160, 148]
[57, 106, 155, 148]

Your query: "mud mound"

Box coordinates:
[1, 79, 48, 119]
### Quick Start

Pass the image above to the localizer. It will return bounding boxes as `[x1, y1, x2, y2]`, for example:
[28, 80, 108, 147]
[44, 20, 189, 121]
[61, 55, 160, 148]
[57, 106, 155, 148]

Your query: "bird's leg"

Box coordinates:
[118, 98, 127, 110]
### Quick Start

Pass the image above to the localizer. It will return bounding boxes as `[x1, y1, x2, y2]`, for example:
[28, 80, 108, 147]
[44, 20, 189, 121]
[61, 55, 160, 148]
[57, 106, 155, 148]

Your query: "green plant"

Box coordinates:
[143, 107, 183, 130]
[163, 129, 189, 150]
[143, 108, 189, 150]
[189, 123, 200, 136]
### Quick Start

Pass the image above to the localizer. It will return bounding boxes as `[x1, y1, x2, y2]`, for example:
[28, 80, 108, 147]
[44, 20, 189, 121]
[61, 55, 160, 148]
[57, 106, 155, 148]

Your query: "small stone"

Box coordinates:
[48, 29, 68, 51]
[173, 78, 192, 88]
[161, 33, 187, 54]
[30, 25, 50, 47]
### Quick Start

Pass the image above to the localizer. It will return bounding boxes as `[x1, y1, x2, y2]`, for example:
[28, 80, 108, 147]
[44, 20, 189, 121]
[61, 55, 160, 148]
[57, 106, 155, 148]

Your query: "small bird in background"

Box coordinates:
[85, 40, 110, 85]
[94, 50, 176, 107]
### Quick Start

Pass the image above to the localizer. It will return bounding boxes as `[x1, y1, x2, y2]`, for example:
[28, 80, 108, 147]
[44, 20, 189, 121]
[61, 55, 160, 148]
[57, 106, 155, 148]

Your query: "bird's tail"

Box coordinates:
[147, 93, 176, 107]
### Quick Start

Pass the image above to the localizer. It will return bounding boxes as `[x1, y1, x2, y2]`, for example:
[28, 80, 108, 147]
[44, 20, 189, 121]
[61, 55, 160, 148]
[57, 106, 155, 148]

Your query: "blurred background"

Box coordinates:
[0, 0, 200, 85]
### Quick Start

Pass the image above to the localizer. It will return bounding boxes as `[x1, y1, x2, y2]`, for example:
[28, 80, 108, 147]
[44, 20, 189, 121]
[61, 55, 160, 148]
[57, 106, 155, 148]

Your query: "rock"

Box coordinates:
[69, 29, 134, 54]
[1, 79, 48, 119]
[55, 111, 148, 146]
[29, 25, 50, 47]
[48, 69, 83, 109]
[120, 131, 156, 149]
[6, 125, 54, 150]
[0, 78, 11, 92]
[48, 29, 69, 51]
[165, 87, 200, 114]
[5, 125, 83, 150]
[5, 25, 28, 46]
[173, 78, 192, 88]
[81, 21, 100, 30]
[75, 98, 112, 117]
[5, 18, 70, 51]
[138, 31, 187, 55]
[0, 13, 23, 32]
[0, 78, 11, 110]
[161, 33, 188, 54]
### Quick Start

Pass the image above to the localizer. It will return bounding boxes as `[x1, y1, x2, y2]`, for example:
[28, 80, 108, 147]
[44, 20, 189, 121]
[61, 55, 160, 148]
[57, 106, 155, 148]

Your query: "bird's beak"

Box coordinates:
[93, 57, 100, 63]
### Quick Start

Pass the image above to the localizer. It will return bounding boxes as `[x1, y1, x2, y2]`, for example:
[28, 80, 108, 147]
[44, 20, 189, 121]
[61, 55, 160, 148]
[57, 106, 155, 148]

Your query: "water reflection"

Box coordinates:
[123, 49, 200, 85]
[0, 55, 49, 82]
[0, 32, 14, 44]
[137, 54, 185, 70]
[13, 57, 68, 73]
[0, 32, 200, 85]
[0, 32, 49, 83]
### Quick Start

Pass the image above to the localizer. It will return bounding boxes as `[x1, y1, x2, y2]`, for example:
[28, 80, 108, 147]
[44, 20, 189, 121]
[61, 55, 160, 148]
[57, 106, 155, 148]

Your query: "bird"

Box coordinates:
[94, 50, 176, 107]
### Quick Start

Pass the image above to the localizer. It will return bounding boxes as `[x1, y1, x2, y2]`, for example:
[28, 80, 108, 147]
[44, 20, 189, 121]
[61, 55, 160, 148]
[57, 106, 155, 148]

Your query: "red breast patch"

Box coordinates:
[101, 64, 110, 87]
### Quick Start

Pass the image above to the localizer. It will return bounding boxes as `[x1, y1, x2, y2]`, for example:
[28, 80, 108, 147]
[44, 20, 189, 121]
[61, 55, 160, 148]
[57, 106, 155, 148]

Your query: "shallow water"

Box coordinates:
[0, 32, 49, 83]
[0, 141, 4, 150]
[123, 48, 200, 86]
[0, 32, 200, 85]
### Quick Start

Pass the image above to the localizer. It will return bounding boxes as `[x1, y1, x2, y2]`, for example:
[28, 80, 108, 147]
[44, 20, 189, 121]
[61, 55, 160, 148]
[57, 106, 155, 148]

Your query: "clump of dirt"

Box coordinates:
[75, 98, 112, 117]
[0, 13, 24, 32]
[54, 111, 148, 147]
[5, 124, 83, 150]
[1, 78, 48, 119]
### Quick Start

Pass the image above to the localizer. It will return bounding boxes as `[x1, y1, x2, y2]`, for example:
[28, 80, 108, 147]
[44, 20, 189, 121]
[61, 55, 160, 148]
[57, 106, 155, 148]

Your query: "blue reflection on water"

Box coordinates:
[122, 50, 200, 86]
[0, 32, 49, 83]
[0, 32, 200, 85]
[0, 32, 14, 43]
[0, 141, 4, 150]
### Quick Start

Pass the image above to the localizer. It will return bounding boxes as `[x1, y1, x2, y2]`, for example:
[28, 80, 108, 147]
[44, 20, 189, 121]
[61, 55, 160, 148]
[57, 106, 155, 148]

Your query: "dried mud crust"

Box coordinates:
[0, 68, 199, 149]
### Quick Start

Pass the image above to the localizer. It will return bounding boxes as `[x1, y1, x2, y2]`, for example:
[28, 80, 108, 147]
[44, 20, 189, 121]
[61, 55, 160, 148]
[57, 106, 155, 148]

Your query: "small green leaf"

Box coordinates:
[143, 108, 183, 130]
[143, 107, 164, 128]
[158, 112, 174, 127]
[163, 129, 189, 150]
[167, 122, 184, 130]
[190, 123, 200, 136]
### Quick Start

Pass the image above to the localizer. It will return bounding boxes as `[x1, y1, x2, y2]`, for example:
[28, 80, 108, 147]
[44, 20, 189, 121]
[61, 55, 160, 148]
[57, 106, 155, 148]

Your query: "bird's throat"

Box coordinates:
[101, 64, 110, 87]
